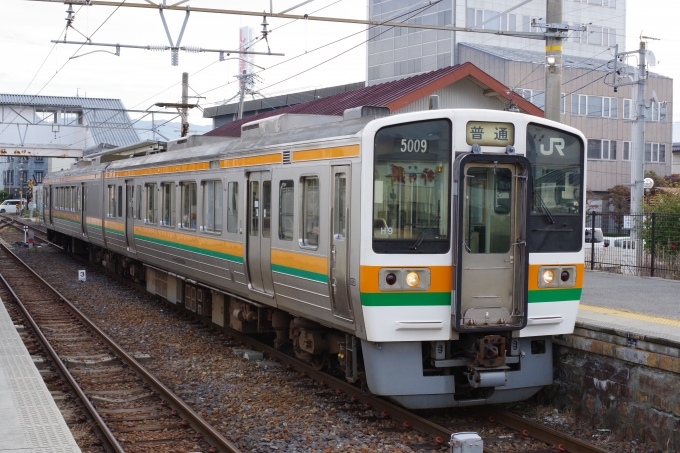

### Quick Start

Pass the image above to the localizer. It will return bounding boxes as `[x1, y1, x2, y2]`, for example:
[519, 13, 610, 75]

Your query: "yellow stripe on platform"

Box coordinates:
[580, 304, 680, 328]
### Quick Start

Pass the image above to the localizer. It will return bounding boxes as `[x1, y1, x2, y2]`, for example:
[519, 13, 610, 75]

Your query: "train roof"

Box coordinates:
[46, 114, 373, 181]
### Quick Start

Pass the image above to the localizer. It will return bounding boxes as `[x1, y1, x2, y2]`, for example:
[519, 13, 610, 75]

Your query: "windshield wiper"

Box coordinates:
[409, 215, 441, 250]
[409, 229, 429, 250]
[533, 191, 556, 224]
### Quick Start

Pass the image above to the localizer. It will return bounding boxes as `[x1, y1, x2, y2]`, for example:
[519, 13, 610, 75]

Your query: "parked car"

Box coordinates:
[585, 228, 609, 247]
[0, 199, 25, 214]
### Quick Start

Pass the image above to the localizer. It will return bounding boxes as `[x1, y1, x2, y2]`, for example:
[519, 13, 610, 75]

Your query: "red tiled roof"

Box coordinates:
[205, 63, 543, 137]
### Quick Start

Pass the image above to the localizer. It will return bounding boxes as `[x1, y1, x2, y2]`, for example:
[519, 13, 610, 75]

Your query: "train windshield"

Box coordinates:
[526, 124, 583, 216]
[372, 119, 452, 253]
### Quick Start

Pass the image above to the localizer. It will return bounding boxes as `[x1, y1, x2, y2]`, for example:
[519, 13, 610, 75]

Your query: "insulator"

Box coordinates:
[171, 49, 179, 66]
[148, 45, 166, 52]
[182, 46, 202, 53]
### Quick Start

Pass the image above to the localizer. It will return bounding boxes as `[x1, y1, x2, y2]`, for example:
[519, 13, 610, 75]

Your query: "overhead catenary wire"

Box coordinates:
[0, 0, 128, 140]
[199, 1, 441, 97]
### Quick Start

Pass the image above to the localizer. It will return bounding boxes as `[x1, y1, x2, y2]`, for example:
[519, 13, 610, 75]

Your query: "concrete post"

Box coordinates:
[544, 0, 563, 122]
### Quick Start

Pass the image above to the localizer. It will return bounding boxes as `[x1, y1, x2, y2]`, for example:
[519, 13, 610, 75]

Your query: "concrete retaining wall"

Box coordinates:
[535, 325, 679, 449]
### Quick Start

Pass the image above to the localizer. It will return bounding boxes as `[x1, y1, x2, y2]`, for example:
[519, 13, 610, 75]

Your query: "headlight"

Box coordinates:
[542, 269, 555, 285]
[405, 271, 420, 287]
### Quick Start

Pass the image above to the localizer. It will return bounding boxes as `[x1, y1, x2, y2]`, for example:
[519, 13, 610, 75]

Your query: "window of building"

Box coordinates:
[227, 182, 238, 234]
[202, 180, 223, 234]
[279, 180, 294, 241]
[660, 103, 667, 122]
[179, 181, 197, 229]
[107, 185, 116, 218]
[301, 177, 320, 248]
[623, 141, 632, 161]
[34, 171, 43, 183]
[623, 99, 633, 119]
[36, 109, 57, 124]
[145, 183, 157, 223]
[603, 27, 616, 46]
[62, 110, 83, 126]
[160, 182, 175, 227]
[515, 88, 544, 109]
[571, 94, 587, 115]
[587, 139, 616, 160]
[645, 143, 666, 162]
[34, 156, 44, 163]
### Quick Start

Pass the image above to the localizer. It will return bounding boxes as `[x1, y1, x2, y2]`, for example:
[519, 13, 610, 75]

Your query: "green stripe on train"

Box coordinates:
[360, 292, 451, 306]
[271, 264, 328, 284]
[54, 215, 80, 225]
[528, 288, 582, 303]
[134, 234, 243, 264]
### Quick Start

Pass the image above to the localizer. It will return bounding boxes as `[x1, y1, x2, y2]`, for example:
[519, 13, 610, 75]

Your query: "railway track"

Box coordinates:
[1, 217, 613, 453]
[0, 235, 241, 453]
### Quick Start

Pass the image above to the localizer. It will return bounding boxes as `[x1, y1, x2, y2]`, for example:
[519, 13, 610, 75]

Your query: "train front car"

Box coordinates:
[358, 110, 585, 409]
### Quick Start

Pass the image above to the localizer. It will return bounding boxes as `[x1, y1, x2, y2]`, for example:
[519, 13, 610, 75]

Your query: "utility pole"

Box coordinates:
[181, 72, 189, 137]
[606, 40, 654, 272]
[537, 2, 583, 123]
[544, 0, 562, 122]
[155, 72, 200, 138]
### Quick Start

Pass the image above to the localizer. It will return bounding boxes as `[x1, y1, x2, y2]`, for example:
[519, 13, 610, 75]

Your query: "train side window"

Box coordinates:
[300, 176, 320, 248]
[202, 180, 223, 233]
[180, 181, 197, 229]
[73, 186, 77, 211]
[107, 185, 116, 218]
[117, 186, 123, 218]
[262, 180, 271, 238]
[279, 180, 294, 241]
[227, 182, 238, 234]
[160, 182, 175, 227]
[76, 186, 82, 212]
[145, 183, 157, 224]
[135, 185, 142, 220]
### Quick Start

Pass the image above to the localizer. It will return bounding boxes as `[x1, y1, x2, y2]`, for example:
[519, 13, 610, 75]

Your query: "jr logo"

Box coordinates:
[540, 138, 565, 156]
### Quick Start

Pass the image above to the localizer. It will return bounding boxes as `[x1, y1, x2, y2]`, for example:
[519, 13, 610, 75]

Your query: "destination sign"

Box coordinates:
[465, 121, 515, 147]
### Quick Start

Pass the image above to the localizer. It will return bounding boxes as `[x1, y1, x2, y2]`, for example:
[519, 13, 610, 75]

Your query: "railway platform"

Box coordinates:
[579, 270, 680, 345]
[0, 296, 81, 453]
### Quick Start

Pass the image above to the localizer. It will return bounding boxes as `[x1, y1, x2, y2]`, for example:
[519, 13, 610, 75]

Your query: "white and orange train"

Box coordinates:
[43, 108, 586, 408]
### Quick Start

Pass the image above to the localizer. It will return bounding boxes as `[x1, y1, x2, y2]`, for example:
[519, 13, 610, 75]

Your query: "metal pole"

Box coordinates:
[650, 212, 656, 277]
[181, 72, 189, 137]
[237, 70, 246, 120]
[590, 212, 595, 271]
[630, 41, 646, 273]
[544, 0, 563, 122]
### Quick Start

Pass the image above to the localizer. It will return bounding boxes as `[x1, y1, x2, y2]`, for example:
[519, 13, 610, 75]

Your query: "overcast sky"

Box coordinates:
[0, 0, 677, 130]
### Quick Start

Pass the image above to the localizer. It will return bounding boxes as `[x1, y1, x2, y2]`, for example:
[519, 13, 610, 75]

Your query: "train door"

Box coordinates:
[80, 183, 86, 236]
[457, 157, 528, 331]
[246, 171, 274, 294]
[125, 180, 136, 253]
[329, 166, 353, 321]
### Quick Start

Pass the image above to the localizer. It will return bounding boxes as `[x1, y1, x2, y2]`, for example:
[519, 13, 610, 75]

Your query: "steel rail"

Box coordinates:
[477, 408, 613, 453]
[0, 252, 124, 453]
[0, 241, 242, 453]
[4, 217, 614, 453]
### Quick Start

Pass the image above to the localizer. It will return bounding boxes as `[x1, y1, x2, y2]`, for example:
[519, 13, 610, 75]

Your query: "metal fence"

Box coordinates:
[585, 212, 680, 280]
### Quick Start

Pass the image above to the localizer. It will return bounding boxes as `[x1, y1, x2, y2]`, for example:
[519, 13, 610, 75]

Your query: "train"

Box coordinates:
[43, 107, 586, 409]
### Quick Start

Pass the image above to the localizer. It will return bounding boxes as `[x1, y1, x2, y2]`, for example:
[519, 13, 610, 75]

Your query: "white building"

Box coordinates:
[367, 0, 625, 85]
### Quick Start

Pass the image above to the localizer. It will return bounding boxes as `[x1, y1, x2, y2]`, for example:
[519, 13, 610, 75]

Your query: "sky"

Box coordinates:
[0, 0, 677, 133]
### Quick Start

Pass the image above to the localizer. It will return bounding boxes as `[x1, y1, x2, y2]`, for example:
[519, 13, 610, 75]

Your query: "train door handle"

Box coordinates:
[331, 245, 337, 262]
[331, 278, 337, 294]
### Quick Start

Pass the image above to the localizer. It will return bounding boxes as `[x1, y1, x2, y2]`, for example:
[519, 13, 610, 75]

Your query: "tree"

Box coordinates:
[606, 185, 630, 214]
[641, 189, 680, 258]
